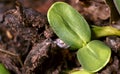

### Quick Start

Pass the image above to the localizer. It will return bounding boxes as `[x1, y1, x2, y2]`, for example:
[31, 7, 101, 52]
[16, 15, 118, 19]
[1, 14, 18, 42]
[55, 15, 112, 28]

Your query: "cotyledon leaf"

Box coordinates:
[113, 0, 120, 15]
[47, 2, 91, 49]
[77, 40, 111, 72]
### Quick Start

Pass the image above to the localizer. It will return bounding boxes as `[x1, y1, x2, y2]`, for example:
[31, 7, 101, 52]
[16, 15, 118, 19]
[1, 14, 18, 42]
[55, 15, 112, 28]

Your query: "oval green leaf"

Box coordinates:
[113, 0, 120, 14]
[47, 2, 91, 49]
[0, 64, 10, 74]
[77, 40, 111, 72]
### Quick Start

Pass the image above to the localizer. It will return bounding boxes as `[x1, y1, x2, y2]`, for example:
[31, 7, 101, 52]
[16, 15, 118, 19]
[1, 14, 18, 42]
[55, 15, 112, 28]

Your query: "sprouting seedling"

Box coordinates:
[47, 2, 111, 73]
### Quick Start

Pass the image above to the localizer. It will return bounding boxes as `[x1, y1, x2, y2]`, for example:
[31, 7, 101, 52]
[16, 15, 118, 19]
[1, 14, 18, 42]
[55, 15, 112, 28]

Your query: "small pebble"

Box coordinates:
[54, 39, 69, 48]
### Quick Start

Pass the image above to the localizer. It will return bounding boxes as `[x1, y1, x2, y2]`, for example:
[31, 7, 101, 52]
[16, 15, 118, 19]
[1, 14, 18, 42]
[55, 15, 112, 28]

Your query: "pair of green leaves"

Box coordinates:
[47, 2, 111, 72]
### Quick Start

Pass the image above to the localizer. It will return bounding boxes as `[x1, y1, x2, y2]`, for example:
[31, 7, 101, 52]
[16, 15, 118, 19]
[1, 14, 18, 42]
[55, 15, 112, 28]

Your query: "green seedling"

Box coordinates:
[47, 2, 111, 73]
[0, 63, 10, 74]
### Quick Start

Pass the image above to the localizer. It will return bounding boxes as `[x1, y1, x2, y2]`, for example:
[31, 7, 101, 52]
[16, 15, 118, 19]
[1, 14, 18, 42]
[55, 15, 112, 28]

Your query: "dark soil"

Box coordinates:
[0, 0, 120, 74]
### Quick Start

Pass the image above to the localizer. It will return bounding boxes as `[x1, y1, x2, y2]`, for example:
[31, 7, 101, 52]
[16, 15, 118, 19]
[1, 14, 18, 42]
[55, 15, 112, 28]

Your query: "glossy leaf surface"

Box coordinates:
[47, 2, 91, 49]
[77, 40, 111, 72]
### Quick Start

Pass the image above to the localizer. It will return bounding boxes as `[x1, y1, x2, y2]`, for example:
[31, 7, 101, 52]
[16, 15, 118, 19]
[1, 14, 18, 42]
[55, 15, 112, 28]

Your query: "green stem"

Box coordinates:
[91, 25, 120, 39]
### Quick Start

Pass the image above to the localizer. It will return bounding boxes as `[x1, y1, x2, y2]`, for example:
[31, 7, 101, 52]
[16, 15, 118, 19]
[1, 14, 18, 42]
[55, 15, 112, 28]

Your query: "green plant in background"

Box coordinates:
[47, 2, 111, 73]
[0, 63, 10, 74]
[114, 0, 120, 14]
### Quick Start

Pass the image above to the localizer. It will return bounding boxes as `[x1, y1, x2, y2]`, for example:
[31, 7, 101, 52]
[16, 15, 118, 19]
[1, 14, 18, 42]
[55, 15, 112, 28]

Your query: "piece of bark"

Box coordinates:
[23, 39, 51, 74]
